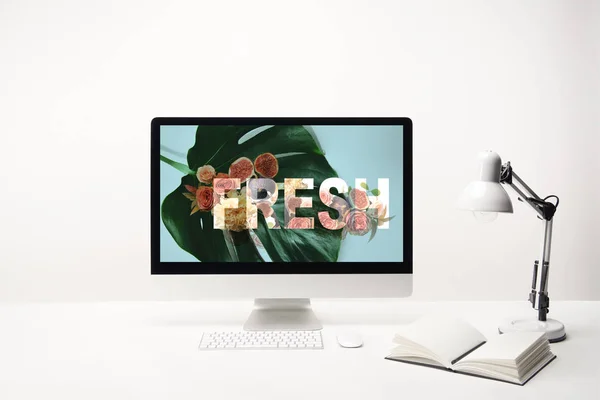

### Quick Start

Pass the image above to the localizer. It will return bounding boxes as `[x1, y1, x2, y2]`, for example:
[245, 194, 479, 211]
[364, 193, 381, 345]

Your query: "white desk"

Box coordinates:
[0, 300, 598, 400]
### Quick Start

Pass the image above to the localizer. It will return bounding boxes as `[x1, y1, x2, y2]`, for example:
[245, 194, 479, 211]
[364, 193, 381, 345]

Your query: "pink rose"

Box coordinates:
[287, 217, 313, 229]
[213, 178, 239, 195]
[196, 165, 216, 184]
[344, 210, 370, 236]
[196, 186, 215, 211]
[349, 189, 369, 210]
[319, 189, 333, 206]
[318, 213, 339, 230]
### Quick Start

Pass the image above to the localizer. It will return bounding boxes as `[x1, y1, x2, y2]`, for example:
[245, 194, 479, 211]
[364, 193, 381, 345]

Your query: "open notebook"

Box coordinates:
[385, 315, 556, 385]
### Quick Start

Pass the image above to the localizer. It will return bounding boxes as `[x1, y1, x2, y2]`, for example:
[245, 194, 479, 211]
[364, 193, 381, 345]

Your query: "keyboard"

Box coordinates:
[198, 330, 324, 350]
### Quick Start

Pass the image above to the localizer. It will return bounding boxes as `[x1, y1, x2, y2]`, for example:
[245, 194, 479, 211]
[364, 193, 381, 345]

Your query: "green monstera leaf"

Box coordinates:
[161, 125, 343, 262]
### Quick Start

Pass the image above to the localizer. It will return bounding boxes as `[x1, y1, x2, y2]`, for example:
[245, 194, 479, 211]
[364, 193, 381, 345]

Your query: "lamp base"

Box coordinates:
[498, 318, 566, 343]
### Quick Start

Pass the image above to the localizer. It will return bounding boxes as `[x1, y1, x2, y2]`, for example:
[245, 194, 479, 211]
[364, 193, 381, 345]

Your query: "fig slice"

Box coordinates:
[254, 153, 279, 178]
[228, 157, 254, 182]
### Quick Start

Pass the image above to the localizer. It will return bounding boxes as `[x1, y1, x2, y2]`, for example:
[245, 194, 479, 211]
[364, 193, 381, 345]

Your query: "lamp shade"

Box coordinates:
[457, 151, 514, 213]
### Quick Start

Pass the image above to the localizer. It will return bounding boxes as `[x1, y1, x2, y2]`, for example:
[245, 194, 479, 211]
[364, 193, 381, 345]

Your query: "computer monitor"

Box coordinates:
[151, 118, 412, 330]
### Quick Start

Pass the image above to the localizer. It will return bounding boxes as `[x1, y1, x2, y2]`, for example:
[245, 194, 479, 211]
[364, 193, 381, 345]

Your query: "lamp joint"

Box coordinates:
[528, 198, 557, 221]
[499, 162, 513, 184]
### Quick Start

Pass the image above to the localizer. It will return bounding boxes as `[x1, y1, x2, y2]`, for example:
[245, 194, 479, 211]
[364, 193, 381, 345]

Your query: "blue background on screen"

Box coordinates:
[159, 125, 404, 262]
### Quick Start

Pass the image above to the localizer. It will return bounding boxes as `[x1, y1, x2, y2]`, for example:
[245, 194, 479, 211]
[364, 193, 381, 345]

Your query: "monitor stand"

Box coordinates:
[243, 298, 323, 331]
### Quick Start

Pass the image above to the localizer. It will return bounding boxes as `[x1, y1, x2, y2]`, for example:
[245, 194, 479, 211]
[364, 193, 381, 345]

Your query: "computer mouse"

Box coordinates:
[336, 332, 363, 348]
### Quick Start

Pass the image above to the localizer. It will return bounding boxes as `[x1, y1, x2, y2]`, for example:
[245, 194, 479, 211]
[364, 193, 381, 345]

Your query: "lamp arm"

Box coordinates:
[499, 162, 558, 221]
[499, 162, 559, 322]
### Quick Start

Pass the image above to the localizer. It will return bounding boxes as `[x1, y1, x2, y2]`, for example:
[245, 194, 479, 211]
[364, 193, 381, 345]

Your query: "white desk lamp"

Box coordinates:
[458, 151, 566, 343]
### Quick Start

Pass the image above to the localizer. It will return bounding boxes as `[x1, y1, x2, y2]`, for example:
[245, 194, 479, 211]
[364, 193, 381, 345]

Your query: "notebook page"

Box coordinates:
[457, 332, 545, 364]
[394, 314, 486, 367]
[454, 352, 555, 385]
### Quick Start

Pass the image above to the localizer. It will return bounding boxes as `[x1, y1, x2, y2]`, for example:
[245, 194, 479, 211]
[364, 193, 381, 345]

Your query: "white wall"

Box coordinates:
[0, 0, 598, 302]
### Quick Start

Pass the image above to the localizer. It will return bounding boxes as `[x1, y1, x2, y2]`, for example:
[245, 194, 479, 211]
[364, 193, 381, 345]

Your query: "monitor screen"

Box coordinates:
[151, 118, 412, 274]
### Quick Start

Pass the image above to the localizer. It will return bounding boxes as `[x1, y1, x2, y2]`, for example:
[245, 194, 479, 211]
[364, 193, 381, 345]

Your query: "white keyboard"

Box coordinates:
[199, 330, 323, 350]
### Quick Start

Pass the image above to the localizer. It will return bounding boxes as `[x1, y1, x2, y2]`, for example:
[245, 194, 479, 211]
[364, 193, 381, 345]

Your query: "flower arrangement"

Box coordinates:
[341, 183, 394, 242]
[181, 154, 276, 232]
[182, 157, 392, 242]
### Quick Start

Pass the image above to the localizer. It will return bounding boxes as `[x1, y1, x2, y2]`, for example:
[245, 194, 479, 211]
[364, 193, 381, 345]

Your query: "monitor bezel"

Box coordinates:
[151, 117, 412, 274]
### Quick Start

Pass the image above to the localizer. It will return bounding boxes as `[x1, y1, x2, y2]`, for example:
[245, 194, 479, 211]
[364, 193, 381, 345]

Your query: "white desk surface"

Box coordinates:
[0, 300, 598, 400]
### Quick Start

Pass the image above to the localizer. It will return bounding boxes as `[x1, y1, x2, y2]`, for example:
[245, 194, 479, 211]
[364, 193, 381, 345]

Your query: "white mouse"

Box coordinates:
[336, 332, 363, 348]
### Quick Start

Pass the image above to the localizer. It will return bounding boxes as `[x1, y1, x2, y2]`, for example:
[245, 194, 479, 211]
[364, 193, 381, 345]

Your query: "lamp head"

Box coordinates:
[458, 151, 514, 220]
